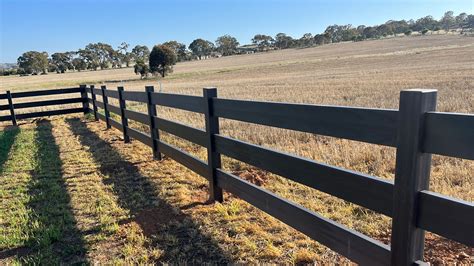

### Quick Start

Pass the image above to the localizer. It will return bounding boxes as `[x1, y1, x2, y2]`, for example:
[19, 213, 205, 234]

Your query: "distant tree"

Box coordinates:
[313, 34, 328, 45]
[134, 59, 149, 78]
[362, 26, 378, 39]
[413, 16, 439, 31]
[298, 33, 314, 47]
[324, 25, 358, 42]
[215, 35, 240, 56]
[48, 59, 58, 73]
[77, 43, 114, 70]
[384, 20, 410, 34]
[51, 52, 73, 73]
[0, 68, 17, 76]
[86, 42, 114, 70]
[404, 30, 412, 36]
[110, 49, 122, 68]
[440, 11, 455, 30]
[376, 24, 393, 36]
[149, 44, 177, 77]
[467, 15, 474, 28]
[421, 28, 429, 35]
[72, 58, 87, 71]
[163, 41, 188, 61]
[455, 12, 468, 28]
[17, 51, 48, 74]
[356, 25, 366, 35]
[251, 34, 274, 51]
[189, 38, 214, 59]
[131, 45, 150, 63]
[118, 42, 132, 67]
[274, 33, 294, 49]
[78, 48, 99, 70]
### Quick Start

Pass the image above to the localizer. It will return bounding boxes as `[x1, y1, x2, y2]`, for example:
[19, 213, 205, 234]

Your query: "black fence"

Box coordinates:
[1, 85, 473, 265]
[0, 85, 88, 124]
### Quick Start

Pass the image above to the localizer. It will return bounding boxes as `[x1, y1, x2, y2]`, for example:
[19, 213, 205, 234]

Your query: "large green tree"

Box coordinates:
[149, 45, 177, 77]
[118, 42, 132, 67]
[163, 41, 188, 61]
[298, 33, 314, 47]
[79, 42, 115, 70]
[51, 52, 73, 73]
[131, 45, 150, 63]
[251, 34, 274, 51]
[274, 33, 294, 49]
[440, 11, 455, 30]
[216, 35, 239, 56]
[134, 59, 149, 79]
[77, 48, 99, 70]
[188, 39, 214, 59]
[17, 51, 49, 74]
[71, 58, 87, 71]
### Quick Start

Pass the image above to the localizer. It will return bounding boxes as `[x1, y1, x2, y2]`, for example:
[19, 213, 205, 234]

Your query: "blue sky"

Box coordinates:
[0, 0, 472, 62]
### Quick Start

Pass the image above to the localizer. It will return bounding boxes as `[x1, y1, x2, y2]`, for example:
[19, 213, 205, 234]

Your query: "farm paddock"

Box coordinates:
[0, 35, 473, 264]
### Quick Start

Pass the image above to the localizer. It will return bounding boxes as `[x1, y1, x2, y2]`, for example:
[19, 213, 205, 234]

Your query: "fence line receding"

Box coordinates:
[0, 85, 472, 265]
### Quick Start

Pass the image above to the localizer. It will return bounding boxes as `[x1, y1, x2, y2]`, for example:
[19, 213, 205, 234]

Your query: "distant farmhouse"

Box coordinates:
[237, 44, 258, 54]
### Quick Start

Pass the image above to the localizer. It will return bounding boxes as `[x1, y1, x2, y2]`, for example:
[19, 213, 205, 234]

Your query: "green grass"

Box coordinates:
[0, 121, 86, 264]
[0, 126, 19, 174]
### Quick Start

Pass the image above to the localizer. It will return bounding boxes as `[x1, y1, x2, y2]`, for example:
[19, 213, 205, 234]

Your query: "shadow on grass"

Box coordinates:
[66, 118, 230, 263]
[1, 120, 88, 264]
[0, 126, 19, 174]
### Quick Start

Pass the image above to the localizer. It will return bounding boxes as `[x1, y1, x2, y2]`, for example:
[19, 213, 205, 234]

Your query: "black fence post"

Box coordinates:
[146, 86, 161, 160]
[203, 87, 223, 202]
[101, 85, 111, 129]
[117, 86, 130, 143]
[79, 84, 89, 114]
[391, 89, 437, 265]
[6, 90, 16, 126]
[90, 85, 98, 121]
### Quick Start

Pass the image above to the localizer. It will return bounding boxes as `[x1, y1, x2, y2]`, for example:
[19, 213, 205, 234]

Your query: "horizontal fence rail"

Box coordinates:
[423, 112, 474, 160]
[214, 134, 395, 216]
[0, 86, 88, 124]
[0, 87, 82, 99]
[2, 85, 472, 265]
[212, 98, 399, 147]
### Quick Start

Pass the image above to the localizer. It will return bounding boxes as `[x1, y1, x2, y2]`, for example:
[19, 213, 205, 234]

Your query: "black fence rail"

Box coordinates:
[0, 86, 88, 125]
[1, 85, 472, 265]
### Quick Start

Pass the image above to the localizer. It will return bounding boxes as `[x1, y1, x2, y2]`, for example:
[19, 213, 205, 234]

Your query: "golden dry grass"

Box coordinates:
[0, 34, 473, 263]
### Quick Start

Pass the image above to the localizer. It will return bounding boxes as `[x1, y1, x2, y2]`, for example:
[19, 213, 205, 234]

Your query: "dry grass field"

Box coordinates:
[1, 34, 473, 264]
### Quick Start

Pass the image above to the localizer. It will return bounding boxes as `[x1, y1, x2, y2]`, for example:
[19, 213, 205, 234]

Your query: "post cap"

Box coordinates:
[401, 89, 437, 93]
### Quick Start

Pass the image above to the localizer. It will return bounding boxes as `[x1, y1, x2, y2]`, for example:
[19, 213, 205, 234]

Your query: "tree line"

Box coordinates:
[2, 10, 472, 77]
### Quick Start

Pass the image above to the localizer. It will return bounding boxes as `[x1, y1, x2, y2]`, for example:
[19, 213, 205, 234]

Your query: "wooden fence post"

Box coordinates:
[391, 89, 437, 265]
[80, 84, 89, 114]
[117, 86, 130, 143]
[6, 91, 16, 126]
[90, 85, 98, 121]
[101, 85, 111, 129]
[146, 86, 161, 160]
[203, 87, 223, 202]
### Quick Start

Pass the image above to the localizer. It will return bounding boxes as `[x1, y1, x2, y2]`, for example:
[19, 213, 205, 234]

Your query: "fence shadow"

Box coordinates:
[3, 120, 88, 263]
[0, 126, 19, 174]
[66, 118, 230, 263]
